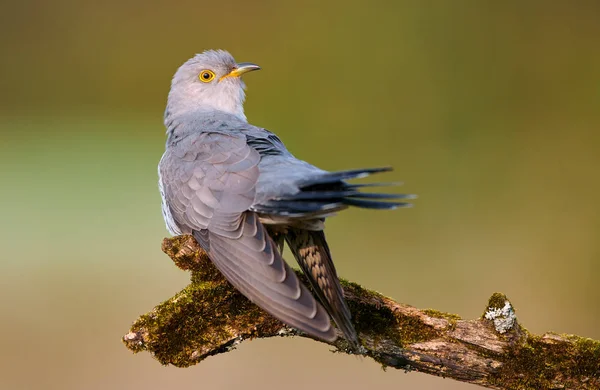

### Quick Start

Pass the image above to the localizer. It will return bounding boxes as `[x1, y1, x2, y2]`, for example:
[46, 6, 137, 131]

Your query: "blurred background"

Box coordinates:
[1, 1, 599, 389]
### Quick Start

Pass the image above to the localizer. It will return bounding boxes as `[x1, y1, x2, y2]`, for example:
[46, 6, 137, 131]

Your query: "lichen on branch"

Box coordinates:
[123, 235, 600, 390]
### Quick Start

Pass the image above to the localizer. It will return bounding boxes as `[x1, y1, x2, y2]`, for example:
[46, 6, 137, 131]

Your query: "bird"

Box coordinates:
[158, 50, 413, 349]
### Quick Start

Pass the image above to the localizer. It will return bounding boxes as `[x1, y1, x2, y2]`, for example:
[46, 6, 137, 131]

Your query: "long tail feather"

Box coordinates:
[285, 228, 360, 349]
[253, 167, 415, 217]
[298, 167, 393, 187]
[341, 198, 412, 209]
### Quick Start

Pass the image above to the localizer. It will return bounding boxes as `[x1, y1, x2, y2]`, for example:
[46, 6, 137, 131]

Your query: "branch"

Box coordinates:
[123, 235, 600, 389]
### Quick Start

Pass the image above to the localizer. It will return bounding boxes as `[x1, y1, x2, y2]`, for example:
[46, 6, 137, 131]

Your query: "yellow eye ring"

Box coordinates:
[199, 70, 216, 83]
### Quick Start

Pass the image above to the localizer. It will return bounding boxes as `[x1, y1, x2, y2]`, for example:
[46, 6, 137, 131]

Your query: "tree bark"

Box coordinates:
[123, 235, 600, 389]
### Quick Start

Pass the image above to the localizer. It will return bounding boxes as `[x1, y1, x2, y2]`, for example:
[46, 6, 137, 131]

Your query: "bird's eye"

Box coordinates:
[199, 70, 216, 83]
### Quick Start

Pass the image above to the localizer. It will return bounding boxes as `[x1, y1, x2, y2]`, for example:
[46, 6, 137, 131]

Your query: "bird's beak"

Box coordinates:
[220, 62, 261, 81]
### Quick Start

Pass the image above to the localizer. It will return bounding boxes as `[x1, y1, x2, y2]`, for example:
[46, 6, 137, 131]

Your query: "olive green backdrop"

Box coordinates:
[1, 1, 599, 389]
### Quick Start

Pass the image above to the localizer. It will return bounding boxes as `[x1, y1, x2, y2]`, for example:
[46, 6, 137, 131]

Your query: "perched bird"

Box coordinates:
[158, 50, 413, 349]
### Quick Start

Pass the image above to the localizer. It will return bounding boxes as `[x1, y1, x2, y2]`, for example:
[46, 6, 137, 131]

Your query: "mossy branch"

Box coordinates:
[123, 235, 600, 389]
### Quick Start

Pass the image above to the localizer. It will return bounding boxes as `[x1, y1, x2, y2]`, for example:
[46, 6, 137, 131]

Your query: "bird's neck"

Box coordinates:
[165, 85, 248, 126]
[164, 106, 250, 142]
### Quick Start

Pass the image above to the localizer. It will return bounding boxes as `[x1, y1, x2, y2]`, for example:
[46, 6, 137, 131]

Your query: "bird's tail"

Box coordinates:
[285, 228, 360, 350]
[254, 167, 415, 217]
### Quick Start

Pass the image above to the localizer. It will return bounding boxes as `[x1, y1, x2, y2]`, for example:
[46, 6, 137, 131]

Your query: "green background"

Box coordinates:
[1, 1, 599, 389]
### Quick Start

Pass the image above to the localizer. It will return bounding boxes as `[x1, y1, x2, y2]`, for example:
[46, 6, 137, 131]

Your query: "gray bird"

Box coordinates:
[158, 50, 412, 349]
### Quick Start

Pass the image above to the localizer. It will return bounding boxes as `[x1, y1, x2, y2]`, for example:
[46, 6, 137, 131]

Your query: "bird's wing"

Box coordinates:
[204, 213, 334, 339]
[160, 131, 335, 342]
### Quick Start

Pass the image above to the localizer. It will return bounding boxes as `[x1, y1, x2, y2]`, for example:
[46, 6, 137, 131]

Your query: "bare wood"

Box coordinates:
[123, 235, 600, 389]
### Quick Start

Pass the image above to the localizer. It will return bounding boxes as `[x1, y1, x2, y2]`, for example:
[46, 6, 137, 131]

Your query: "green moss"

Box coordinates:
[161, 236, 225, 284]
[125, 278, 282, 367]
[484, 292, 510, 315]
[423, 309, 461, 322]
[130, 283, 231, 366]
[489, 333, 600, 389]
[341, 281, 440, 348]
[568, 335, 600, 378]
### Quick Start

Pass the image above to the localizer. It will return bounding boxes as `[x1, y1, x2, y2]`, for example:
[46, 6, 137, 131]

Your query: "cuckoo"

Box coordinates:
[158, 50, 413, 349]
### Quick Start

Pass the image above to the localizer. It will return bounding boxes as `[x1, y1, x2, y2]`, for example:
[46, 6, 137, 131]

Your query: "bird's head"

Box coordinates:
[166, 50, 260, 122]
